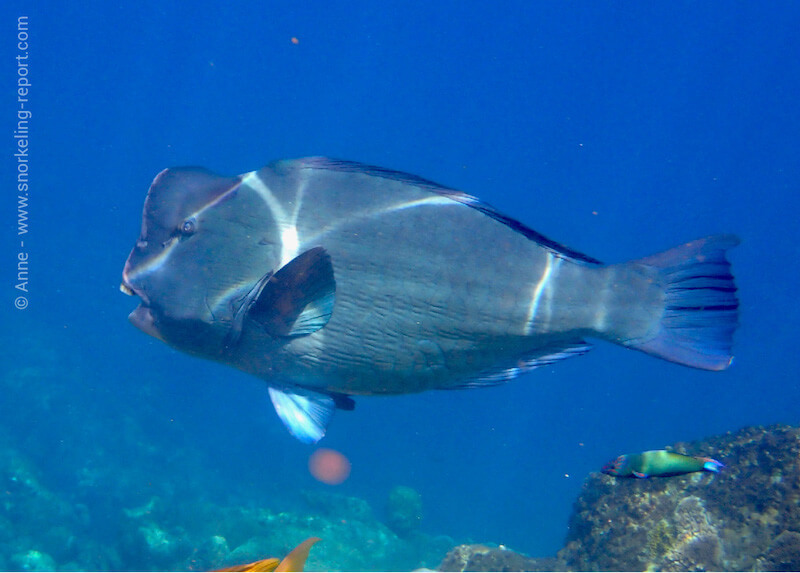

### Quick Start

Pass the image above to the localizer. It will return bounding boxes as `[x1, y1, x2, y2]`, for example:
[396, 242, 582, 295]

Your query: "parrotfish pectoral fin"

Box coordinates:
[702, 458, 724, 473]
[249, 247, 336, 338]
[627, 235, 739, 371]
[632, 470, 649, 479]
[269, 387, 335, 444]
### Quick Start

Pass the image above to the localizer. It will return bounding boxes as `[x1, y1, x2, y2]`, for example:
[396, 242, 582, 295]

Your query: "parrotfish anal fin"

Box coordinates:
[250, 247, 335, 337]
[269, 387, 335, 444]
[632, 471, 649, 479]
[447, 342, 593, 388]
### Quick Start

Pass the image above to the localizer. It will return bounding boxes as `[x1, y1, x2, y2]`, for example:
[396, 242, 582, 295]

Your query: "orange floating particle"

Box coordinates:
[291, 37, 300, 45]
[309, 448, 351, 485]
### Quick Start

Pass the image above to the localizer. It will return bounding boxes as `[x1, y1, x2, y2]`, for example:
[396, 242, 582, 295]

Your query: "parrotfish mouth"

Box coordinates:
[119, 266, 149, 305]
[127, 304, 163, 341]
[119, 278, 150, 307]
[120, 273, 163, 340]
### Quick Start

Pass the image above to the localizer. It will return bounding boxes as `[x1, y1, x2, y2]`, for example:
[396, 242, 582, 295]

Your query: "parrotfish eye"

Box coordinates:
[180, 219, 196, 235]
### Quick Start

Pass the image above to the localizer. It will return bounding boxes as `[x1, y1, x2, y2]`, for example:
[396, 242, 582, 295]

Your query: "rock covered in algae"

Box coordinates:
[558, 424, 800, 571]
[386, 486, 424, 537]
[0, 325, 457, 571]
[437, 543, 557, 572]
[10, 549, 56, 572]
[115, 489, 454, 571]
[756, 530, 800, 571]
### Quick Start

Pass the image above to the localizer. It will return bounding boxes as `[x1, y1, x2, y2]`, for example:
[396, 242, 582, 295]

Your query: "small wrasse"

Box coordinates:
[217, 537, 320, 572]
[602, 450, 723, 478]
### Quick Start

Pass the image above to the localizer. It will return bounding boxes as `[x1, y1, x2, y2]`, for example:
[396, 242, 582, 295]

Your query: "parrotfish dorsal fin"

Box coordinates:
[297, 158, 602, 265]
[268, 388, 335, 444]
[249, 247, 335, 337]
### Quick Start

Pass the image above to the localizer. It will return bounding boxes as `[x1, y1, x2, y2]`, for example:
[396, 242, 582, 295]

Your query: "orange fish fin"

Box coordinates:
[274, 537, 321, 572]
[216, 557, 281, 572]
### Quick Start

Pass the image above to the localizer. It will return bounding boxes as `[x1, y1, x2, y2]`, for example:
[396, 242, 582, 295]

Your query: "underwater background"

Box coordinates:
[1, 1, 799, 570]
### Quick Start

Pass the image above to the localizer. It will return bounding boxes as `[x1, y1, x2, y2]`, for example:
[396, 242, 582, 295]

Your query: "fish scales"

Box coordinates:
[121, 157, 739, 442]
[246, 165, 558, 385]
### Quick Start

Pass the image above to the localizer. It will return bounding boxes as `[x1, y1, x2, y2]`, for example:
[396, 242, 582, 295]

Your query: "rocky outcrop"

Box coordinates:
[434, 424, 800, 572]
[438, 544, 557, 572]
[558, 424, 800, 571]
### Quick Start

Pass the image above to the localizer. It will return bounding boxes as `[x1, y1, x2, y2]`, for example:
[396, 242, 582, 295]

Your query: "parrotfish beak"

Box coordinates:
[128, 304, 164, 342]
[120, 267, 164, 341]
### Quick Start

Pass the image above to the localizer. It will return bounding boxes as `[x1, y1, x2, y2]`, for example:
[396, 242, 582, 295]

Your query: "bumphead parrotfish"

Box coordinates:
[120, 158, 739, 443]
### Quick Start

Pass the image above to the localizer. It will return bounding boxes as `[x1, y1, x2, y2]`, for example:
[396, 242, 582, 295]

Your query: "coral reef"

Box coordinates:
[0, 327, 457, 571]
[112, 489, 453, 571]
[385, 485, 424, 537]
[431, 424, 800, 571]
[438, 543, 557, 572]
[756, 530, 800, 571]
[7, 325, 800, 571]
[0, 434, 118, 571]
[557, 424, 800, 571]
[0, 443, 454, 571]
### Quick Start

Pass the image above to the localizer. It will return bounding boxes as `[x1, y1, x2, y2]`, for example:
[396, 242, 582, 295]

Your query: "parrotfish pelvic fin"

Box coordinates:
[632, 470, 648, 479]
[268, 387, 335, 444]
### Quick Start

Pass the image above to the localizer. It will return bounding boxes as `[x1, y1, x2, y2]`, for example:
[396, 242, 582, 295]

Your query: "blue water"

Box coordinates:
[2, 0, 799, 566]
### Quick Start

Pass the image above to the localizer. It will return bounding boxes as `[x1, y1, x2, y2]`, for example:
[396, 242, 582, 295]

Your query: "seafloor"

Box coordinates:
[440, 424, 800, 572]
[4, 328, 800, 571]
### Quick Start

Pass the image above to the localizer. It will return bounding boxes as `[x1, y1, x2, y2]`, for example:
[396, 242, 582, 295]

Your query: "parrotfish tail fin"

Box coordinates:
[701, 458, 724, 473]
[629, 235, 740, 371]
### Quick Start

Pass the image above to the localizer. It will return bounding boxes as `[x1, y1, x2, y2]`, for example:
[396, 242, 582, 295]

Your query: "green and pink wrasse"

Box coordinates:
[602, 450, 723, 479]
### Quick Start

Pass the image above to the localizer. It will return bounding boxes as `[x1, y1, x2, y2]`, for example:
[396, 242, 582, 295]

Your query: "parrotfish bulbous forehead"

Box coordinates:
[120, 166, 286, 357]
[144, 167, 243, 228]
[123, 168, 242, 277]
